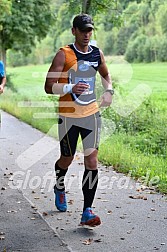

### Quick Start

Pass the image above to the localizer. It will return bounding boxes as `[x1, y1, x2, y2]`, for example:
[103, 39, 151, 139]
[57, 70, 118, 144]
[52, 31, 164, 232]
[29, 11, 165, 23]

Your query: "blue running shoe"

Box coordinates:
[80, 207, 101, 227]
[54, 189, 67, 212]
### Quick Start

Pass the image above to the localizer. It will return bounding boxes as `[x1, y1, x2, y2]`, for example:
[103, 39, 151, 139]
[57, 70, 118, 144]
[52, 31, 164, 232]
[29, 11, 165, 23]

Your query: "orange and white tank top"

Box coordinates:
[58, 44, 101, 118]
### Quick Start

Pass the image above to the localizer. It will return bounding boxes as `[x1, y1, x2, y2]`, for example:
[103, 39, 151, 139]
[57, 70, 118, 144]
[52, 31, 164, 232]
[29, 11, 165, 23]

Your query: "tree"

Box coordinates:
[65, 0, 121, 15]
[0, 0, 54, 65]
[156, 3, 167, 35]
[120, 0, 142, 9]
[51, 2, 74, 51]
[115, 24, 137, 55]
[157, 36, 167, 62]
[125, 34, 147, 62]
[0, 0, 12, 59]
[0, 0, 12, 24]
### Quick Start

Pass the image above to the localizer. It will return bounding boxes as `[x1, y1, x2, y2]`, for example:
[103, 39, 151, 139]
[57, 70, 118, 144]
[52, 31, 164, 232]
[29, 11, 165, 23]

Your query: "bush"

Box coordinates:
[125, 34, 166, 63]
[115, 24, 138, 55]
[102, 97, 156, 133]
[143, 38, 152, 62]
[6, 73, 17, 92]
[157, 36, 167, 61]
[103, 31, 117, 55]
[101, 94, 167, 157]
[125, 34, 148, 62]
[7, 50, 28, 67]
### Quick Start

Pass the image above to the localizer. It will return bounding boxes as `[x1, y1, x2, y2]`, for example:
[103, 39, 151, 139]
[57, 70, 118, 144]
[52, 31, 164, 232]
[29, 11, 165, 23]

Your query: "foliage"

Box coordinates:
[102, 30, 117, 55]
[157, 36, 167, 62]
[7, 50, 29, 67]
[4, 0, 167, 65]
[55, 30, 74, 50]
[65, 0, 119, 15]
[0, 0, 12, 30]
[115, 24, 137, 55]
[125, 33, 167, 63]
[7, 36, 55, 66]
[156, 3, 167, 35]
[120, 0, 142, 9]
[122, 0, 167, 62]
[0, 0, 55, 63]
[6, 73, 17, 92]
[125, 34, 148, 62]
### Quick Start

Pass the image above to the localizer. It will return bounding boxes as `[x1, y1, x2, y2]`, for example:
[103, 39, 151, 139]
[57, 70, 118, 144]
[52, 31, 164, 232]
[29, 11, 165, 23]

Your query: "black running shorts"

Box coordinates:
[58, 112, 101, 156]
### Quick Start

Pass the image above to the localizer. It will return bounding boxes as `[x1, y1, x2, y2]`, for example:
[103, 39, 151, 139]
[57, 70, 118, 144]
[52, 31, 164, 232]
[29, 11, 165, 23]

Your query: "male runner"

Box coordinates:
[45, 13, 114, 227]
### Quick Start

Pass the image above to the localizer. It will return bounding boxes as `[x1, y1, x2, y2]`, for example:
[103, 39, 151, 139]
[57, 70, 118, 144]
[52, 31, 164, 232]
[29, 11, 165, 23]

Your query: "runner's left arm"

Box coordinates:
[98, 50, 113, 107]
[0, 76, 6, 94]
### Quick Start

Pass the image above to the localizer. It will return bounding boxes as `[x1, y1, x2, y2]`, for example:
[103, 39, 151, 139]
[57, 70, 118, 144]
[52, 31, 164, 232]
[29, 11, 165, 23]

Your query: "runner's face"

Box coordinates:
[72, 27, 93, 47]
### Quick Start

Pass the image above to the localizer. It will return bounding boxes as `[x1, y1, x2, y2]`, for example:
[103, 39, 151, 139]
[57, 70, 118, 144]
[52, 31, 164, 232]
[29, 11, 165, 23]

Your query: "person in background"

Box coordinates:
[45, 13, 114, 227]
[0, 61, 6, 94]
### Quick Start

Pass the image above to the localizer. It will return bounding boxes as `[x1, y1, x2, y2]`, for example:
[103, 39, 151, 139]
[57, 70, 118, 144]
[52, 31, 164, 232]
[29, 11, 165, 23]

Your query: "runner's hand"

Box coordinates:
[99, 92, 112, 107]
[72, 82, 90, 94]
[0, 85, 4, 94]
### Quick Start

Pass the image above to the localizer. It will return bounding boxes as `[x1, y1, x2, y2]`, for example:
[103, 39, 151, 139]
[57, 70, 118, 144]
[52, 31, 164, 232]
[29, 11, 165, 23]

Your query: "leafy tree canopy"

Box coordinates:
[0, 0, 12, 30]
[0, 0, 55, 63]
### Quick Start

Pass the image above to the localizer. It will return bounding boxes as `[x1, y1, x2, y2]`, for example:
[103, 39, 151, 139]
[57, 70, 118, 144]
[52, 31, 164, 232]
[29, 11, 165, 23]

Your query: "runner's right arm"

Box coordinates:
[45, 50, 89, 95]
[45, 50, 66, 94]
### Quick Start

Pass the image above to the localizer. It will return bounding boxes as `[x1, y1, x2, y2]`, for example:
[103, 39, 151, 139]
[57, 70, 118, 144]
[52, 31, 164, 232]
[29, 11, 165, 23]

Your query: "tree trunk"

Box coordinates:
[82, 0, 91, 14]
[1, 47, 6, 68]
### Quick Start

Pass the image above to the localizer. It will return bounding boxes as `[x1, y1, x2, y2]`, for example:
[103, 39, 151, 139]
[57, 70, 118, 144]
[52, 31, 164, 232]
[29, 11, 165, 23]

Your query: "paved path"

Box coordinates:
[0, 111, 167, 252]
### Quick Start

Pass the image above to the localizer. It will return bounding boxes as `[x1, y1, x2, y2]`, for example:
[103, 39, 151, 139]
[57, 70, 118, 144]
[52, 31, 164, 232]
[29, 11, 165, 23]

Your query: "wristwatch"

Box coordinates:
[105, 89, 114, 95]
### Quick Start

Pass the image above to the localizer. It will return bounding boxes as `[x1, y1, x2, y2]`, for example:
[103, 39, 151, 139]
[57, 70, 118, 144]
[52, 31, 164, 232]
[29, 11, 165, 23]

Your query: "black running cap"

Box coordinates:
[73, 14, 94, 31]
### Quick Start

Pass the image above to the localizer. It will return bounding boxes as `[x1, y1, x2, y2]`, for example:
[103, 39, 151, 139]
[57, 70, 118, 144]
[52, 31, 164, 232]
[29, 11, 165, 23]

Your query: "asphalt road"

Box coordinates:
[0, 111, 167, 252]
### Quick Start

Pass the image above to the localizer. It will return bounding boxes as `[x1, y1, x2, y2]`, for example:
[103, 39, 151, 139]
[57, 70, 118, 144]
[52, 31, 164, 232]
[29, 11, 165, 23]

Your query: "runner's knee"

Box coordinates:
[84, 151, 98, 170]
[58, 155, 74, 168]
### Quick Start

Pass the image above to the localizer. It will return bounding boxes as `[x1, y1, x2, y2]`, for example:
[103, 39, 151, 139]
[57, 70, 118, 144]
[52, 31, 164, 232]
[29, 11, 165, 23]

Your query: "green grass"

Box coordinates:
[130, 63, 167, 90]
[98, 134, 167, 194]
[108, 61, 167, 93]
[7, 64, 49, 97]
[1, 62, 167, 194]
